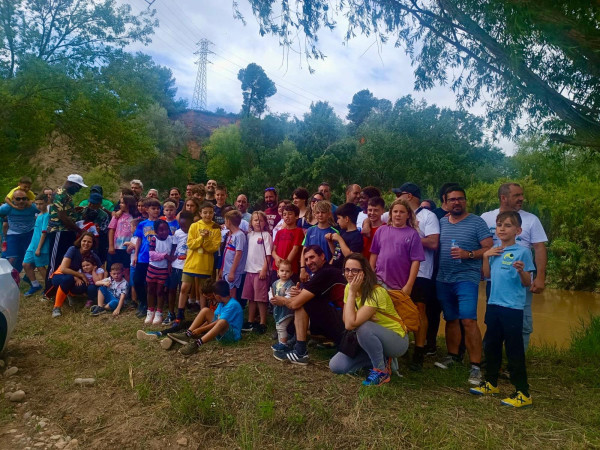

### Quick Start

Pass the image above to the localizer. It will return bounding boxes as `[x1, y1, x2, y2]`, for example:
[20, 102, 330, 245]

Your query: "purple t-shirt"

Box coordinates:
[370, 225, 425, 290]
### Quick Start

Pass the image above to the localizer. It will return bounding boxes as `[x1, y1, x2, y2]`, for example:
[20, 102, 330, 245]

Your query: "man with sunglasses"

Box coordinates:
[263, 187, 281, 232]
[0, 189, 39, 273]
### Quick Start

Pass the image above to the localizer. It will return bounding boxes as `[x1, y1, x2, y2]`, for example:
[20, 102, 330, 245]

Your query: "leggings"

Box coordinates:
[329, 321, 409, 373]
[51, 274, 98, 307]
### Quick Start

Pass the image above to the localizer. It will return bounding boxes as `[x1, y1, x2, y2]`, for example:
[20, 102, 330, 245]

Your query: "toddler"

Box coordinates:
[270, 260, 295, 352]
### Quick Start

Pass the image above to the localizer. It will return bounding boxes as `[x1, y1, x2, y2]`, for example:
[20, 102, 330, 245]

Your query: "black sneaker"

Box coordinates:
[424, 346, 437, 356]
[241, 321, 257, 332]
[252, 324, 266, 335]
[273, 349, 309, 366]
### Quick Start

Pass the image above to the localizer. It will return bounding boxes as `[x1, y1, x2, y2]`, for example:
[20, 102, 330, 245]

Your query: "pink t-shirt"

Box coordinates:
[108, 213, 133, 249]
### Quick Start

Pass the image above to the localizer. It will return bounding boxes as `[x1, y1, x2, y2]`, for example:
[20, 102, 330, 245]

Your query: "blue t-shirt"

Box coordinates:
[0, 204, 38, 235]
[222, 230, 247, 276]
[26, 212, 50, 254]
[488, 244, 535, 310]
[134, 219, 157, 264]
[213, 299, 243, 341]
[303, 225, 338, 261]
[437, 214, 492, 284]
[166, 219, 179, 236]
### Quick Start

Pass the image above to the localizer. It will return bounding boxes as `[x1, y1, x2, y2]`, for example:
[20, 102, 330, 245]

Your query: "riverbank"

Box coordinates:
[0, 293, 598, 449]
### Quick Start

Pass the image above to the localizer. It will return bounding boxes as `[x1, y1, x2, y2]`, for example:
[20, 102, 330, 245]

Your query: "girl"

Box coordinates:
[272, 199, 291, 241]
[137, 198, 148, 219]
[124, 218, 142, 306]
[292, 188, 312, 230]
[178, 197, 200, 223]
[108, 194, 136, 281]
[369, 199, 424, 296]
[80, 256, 105, 308]
[241, 211, 272, 334]
[145, 220, 175, 325]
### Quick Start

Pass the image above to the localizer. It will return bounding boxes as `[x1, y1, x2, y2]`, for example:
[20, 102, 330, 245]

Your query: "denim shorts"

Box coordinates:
[436, 281, 479, 321]
[166, 268, 183, 289]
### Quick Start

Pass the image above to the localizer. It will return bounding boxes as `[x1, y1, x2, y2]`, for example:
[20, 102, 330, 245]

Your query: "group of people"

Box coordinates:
[0, 174, 547, 408]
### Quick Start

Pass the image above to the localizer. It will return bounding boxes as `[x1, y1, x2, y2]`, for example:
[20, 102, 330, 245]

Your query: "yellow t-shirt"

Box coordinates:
[6, 187, 35, 201]
[344, 285, 406, 337]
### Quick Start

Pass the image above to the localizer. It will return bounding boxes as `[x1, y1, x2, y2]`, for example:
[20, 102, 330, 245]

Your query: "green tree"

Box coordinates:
[240, 0, 600, 148]
[347, 89, 379, 129]
[237, 63, 277, 117]
[293, 101, 345, 161]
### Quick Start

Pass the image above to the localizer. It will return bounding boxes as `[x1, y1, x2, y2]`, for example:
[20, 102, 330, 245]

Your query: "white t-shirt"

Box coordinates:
[129, 236, 138, 265]
[149, 235, 174, 269]
[272, 218, 284, 241]
[244, 231, 273, 273]
[99, 277, 128, 298]
[172, 229, 188, 270]
[480, 208, 548, 249]
[415, 208, 440, 279]
[357, 211, 389, 232]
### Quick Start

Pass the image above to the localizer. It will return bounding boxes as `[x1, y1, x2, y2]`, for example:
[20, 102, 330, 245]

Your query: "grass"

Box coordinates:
[1, 292, 599, 448]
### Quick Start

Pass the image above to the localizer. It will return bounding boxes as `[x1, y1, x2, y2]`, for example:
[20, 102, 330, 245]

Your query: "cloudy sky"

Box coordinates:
[124, 0, 514, 153]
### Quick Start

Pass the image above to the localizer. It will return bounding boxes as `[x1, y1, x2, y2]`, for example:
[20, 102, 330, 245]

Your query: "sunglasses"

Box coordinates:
[311, 198, 321, 203]
[14, 197, 27, 201]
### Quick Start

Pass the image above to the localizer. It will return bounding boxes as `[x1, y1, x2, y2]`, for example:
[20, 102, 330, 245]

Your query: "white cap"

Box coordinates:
[67, 174, 87, 187]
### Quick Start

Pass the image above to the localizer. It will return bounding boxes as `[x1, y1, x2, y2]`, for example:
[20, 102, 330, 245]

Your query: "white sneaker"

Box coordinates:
[468, 366, 483, 385]
[144, 310, 155, 324]
[152, 311, 163, 325]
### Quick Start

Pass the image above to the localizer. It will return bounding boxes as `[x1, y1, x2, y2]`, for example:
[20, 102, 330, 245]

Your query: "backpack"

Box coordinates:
[381, 289, 421, 333]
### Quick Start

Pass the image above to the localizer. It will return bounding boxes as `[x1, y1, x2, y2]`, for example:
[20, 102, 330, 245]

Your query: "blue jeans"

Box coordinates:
[5, 231, 34, 273]
[99, 286, 120, 310]
[436, 281, 479, 321]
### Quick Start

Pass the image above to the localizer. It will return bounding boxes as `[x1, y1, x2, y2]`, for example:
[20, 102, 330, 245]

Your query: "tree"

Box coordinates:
[237, 63, 277, 117]
[0, 0, 156, 77]
[293, 101, 345, 160]
[347, 89, 379, 129]
[239, 1, 600, 148]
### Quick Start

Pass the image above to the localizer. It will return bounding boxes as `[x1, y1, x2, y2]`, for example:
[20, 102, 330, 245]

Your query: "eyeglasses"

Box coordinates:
[343, 268, 363, 275]
[447, 197, 466, 203]
[14, 197, 27, 201]
[395, 192, 410, 198]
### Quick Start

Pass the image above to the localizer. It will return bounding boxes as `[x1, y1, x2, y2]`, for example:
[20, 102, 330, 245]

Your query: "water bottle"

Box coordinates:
[451, 239, 461, 264]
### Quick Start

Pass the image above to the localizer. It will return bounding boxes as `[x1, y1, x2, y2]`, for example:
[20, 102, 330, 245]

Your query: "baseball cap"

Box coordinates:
[392, 182, 421, 199]
[88, 192, 103, 204]
[90, 184, 103, 195]
[67, 174, 87, 187]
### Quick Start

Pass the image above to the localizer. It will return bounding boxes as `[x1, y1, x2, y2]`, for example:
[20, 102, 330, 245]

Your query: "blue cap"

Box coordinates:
[88, 192, 103, 204]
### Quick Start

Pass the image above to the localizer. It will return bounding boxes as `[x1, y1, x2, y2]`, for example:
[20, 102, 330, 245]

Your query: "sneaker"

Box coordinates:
[179, 341, 200, 357]
[67, 295, 75, 307]
[468, 366, 483, 385]
[409, 352, 424, 372]
[253, 323, 266, 335]
[168, 331, 192, 345]
[84, 300, 94, 309]
[241, 321, 256, 332]
[52, 307, 62, 318]
[273, 349, 309, 366]
[470, 381, 500, 396]
[41, 295, 50, 303]
[160, 337, 174, 350]
[501, 391, 532, 408]
[434, 355, 458, 369]
[137, 330, 161, 341]
[135, 309, 147, 319]
[424, 346, 437, 356]
[152, 312, 163, 326]
[91, 307, 107, 316]
[271, 342, 289, 352]
[144, 310, 155, 324]
[162, 313, 175, 326]
[362, 368, 391, 386]
[24, 285, 42, 297]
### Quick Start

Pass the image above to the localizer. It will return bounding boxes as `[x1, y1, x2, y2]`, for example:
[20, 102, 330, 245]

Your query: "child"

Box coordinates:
[166, 280, 243, 356]
[176, 201, 221, 320]
[272, 200, 291, 241]
[108, 194, 136, 281]
[362, 197, 385, 259]
[470, 211, 535, 408]
[124, 218, 141, 305]
[4, 176, 35, 208]
[213, 185, 229, 226]
[270, 260, 295, 351]
[23, 194, 50, 296]
[145, 219, 175, 325]
[161, 200, 180, 235]
[179, 197, 200, 223]
[300, 200, 337, 281]
[80, 256, 105, 308]
[271, 204, 304, 278]
[220, 210, 247, 299]
[137, 198, 148, 219]
[326, 202, 364, 269]
[164, 211, 193, 325]
[76, 209, 99, 237]
[91, 263, 129, 316]
[241, 211, 272, 334]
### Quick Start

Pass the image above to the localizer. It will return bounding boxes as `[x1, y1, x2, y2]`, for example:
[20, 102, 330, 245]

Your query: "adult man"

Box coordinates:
[46, 174, 87, 291]
[0, 189, 38, 273]
[84, 192, 111, 263]
[130, 179, 143, 199]
[263, 187, 281, 232]
[480, 183, 547, 350]
[432, 182, 459, 220]
[271, 245, 346, 365]
[78, 185, 114, 210]
[394, 182, 440, 371]
[345, 184, 361, 206]
[147, 189, 159, 199]
[435, 186, 493, 385]
[318, 182, 337, 213]
[205, 179, 218, 204]
[235, 194, 251, 223]
[185, 182, 195, 199]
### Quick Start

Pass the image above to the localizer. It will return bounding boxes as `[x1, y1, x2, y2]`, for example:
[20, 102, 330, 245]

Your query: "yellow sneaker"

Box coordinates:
[469, 381, 500, 396]
[501, 391, 532, 408]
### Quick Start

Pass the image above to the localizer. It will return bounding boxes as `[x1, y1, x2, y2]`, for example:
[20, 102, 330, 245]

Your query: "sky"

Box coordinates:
[124, 0, 515, 154]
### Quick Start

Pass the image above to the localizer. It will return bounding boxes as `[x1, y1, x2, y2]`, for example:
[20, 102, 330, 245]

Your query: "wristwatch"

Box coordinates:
[468, 251, 474, 259]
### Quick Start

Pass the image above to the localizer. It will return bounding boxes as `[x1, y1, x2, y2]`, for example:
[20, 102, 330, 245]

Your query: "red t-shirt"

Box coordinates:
[264, 206, 281, 232]
[273, 227, 304, 273]
[362, 225, 380, 259]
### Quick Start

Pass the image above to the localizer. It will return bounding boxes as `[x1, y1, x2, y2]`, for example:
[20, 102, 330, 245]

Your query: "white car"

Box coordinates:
[0, 258, 20, 354]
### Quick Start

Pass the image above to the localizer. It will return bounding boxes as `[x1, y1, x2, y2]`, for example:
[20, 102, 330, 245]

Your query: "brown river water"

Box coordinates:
[438, 284, 600, 349]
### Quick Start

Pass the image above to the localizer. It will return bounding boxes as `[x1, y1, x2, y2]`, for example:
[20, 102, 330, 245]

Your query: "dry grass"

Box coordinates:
[0, 293, 599, 449]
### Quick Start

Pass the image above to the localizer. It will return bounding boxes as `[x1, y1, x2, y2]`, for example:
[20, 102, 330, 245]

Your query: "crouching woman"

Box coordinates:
[329, 253, 409, 386]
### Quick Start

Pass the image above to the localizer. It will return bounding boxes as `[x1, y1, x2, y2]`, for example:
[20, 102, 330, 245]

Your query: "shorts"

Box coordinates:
[146, 264, 169, 285]
[223, 272, 243, 290]
[215, 324, 238, 343]
[241, 272, 269, 302]
[166, 268, 183, 289]
[5, 232, 33, 259]
[106, 249, 130, 270]
[181, 272, 212, 287]
[411, 277, 435, 305]
[23, 249, 49, 267]
[436, 281, 479, 321]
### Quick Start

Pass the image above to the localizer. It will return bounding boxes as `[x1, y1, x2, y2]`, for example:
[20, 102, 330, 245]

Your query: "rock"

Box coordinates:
[33, 443, 45, 447]
[177, 437, 188, 447]
[66, 438, 78, 448]
[4, 366, 18, 377]
[8, 429, 17, 433]
[50, 435, 61, 440]
[55, 440, 67, 450]
[38, 421, 47, 429]
[24, 411, 32, 419]
[4, 393, 11, 399]
[73, 378, 95, 386]
[0, 359, 5, 368]
[10, 390, 26, 402]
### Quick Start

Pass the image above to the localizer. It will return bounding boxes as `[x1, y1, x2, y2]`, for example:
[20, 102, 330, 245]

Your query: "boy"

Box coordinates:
[91, 263, 129, 316]
[325, 202, 364, 268]
[220, 210, 247, 300]
[167, 280, 243, 356]
[362, 197, 385, 259]
[470, 211, 535, 407]
[133, 198, 162, 318]
[161, 200, 179, 235]
[5, 176, 35, 208]
[213, 185, 230, 226]
[300, 200, 337, 281]
[271, 204, 304, 277]
[23, 194, 50, 296]
[271, 260, 295, 352]
[164, 211, 193, 325]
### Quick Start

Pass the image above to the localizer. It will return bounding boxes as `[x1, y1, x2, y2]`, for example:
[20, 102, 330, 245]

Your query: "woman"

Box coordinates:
[292, 188, 311, 229]
[50, 232, 102, 318]
[169, 187, 184, 213]
[329, 253, 409, 385]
